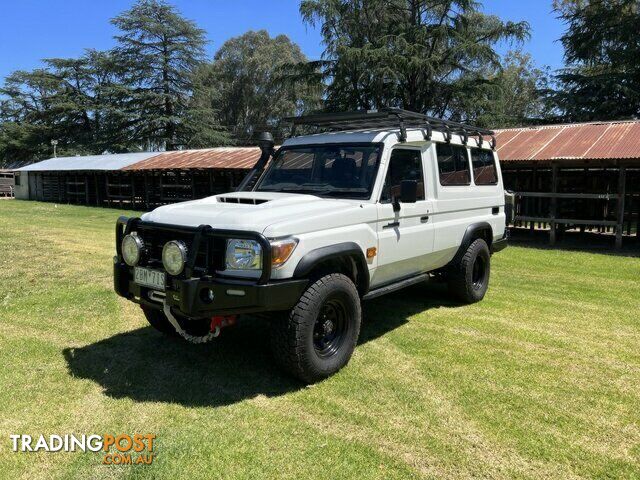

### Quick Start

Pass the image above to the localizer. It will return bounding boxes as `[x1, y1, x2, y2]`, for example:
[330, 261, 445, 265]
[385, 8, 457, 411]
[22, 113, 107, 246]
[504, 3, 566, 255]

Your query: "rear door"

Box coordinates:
[373, 147, 434, 287]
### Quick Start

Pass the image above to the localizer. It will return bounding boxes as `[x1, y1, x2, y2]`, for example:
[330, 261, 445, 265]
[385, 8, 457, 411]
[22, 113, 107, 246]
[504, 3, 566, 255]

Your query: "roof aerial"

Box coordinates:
[284, 107, 495, 146]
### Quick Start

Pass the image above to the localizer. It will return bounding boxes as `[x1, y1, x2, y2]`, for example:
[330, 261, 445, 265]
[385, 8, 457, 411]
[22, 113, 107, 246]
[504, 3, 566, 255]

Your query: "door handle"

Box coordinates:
[420, 215, 429, 222]
[383, 221, 400, 229]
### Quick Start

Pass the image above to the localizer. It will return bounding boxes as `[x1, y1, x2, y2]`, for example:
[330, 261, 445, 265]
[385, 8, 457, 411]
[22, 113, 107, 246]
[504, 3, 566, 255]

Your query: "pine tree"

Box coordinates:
[299, 0, 530, 117]
[553, 0, 640, 121]
[111, 0, 209, 150]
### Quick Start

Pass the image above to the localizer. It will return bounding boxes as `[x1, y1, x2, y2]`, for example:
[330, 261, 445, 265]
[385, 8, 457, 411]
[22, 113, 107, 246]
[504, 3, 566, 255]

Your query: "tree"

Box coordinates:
[300, 0, 529, 117]
[453, 51, 551, 128]
[191, 30, 322, 143]
[0, 68, 59, 165]
[111, 0, 209, 150]
[0, 50, 132, 166]
[552, 0, 640, 121]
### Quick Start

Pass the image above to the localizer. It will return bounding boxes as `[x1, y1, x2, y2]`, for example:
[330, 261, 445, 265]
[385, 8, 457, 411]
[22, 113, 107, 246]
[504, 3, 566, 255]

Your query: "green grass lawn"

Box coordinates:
[1, 200, 639, 479]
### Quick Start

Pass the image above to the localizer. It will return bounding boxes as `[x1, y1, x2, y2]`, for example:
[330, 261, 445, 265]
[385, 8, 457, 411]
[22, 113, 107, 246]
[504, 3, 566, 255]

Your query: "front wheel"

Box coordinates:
[270, 273, 361, 383]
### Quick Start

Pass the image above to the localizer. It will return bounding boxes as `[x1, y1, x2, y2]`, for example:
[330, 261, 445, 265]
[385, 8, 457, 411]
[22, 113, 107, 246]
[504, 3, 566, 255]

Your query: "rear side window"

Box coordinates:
[380, 149, 425, 203]
[470, 148, 498, 185]
[436, 144, 470, 186]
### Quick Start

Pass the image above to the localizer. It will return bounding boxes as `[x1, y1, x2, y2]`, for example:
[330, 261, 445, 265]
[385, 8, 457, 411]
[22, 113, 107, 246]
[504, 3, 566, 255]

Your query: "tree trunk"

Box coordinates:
[162, 39, 175, 150]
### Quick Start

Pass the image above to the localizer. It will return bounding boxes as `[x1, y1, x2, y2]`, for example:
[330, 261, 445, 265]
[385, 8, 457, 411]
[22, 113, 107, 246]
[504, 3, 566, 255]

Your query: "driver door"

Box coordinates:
[373, 147, 435, 287]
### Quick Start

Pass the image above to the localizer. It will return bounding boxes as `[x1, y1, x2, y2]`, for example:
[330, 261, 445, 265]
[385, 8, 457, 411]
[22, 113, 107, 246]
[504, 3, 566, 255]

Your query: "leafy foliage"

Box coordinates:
[111, 0, 209, 150]
[0, 51, 128, 165]
[0, 0, 225, 166]
[299, 0, 530, 117]
[552, 0, 640, 121]
[191, 30, 322, 143]
[460, 52, 552, 128]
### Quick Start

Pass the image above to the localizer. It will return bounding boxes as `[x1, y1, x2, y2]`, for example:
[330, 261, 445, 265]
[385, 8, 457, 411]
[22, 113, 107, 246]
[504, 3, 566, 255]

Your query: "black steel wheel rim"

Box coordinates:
[313, 296, 348, 358]
[472, 256, 486, 289]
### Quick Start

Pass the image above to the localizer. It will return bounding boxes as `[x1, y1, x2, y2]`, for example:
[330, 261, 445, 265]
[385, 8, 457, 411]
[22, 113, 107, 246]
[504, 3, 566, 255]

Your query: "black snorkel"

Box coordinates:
[236, 132, 275, 192]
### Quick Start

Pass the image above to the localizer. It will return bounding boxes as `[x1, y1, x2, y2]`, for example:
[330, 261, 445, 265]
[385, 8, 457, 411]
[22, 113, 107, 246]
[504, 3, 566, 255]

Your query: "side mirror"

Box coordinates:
[400, 179, 418, 204]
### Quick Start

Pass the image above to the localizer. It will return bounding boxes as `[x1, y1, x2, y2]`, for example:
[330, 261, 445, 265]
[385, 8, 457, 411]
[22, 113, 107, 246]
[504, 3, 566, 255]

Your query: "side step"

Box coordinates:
[362, 273, 429, 301]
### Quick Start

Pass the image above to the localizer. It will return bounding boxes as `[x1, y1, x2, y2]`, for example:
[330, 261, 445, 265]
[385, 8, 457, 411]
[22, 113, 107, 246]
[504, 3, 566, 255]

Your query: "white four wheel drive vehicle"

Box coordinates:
[114, 108, 508, 383]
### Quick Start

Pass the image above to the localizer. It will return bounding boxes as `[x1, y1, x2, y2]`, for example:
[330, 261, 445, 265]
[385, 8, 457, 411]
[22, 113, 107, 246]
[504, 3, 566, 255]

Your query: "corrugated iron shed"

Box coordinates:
[495, 120, 640, 163]
[124, 147, 261, 171]
[16, 152, 158, 172]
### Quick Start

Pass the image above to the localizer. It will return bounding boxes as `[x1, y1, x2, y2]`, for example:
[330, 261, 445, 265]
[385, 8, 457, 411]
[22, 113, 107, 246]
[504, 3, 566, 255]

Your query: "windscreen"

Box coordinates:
[256, 144, 383, 199]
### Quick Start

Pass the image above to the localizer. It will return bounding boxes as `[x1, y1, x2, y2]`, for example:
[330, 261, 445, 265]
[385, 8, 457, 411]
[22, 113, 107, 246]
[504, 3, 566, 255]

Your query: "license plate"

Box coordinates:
[134, 267, 166, 291]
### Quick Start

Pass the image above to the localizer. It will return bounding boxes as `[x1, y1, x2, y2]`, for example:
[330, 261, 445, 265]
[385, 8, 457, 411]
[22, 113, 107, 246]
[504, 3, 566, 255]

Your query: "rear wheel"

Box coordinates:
[447, 238, 491, 303]
[270, 273, 361, 383]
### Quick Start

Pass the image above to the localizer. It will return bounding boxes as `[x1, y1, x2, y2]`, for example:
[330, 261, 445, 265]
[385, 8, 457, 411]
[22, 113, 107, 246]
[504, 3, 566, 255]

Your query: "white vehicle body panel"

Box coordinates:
[140, 127, 506, 287]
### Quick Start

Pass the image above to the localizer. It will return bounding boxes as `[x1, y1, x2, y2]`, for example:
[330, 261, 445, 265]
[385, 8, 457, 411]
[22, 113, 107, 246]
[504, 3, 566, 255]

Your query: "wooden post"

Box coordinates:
[530, 166, 537, 232]
[550, 163, 558, 245]
[144, 172, 150, 210]
[105, 175, 110, 207]
[616, 166, 626, 249]
[131, 173, 136, 210]
[95, 173, 101, 206]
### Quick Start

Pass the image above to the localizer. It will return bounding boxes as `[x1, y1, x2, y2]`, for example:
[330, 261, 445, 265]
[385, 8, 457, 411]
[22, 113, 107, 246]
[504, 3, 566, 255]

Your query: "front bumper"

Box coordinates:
[114, 216, 308, 318]
[114, 261, 308, 317]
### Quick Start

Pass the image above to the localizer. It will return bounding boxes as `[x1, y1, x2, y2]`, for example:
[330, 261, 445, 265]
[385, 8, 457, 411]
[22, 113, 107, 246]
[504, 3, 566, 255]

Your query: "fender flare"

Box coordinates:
[293, 242, 370, 294]
[448, 222, 493, 267]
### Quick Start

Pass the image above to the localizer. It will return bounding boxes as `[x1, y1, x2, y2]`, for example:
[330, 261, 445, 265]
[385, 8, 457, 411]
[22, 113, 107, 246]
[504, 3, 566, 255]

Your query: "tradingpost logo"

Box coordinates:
[9, 433, 156, 465]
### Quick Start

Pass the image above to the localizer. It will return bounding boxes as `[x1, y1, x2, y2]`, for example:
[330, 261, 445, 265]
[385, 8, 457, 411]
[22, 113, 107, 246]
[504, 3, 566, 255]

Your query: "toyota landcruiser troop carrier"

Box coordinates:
[114, 108, 508, 383]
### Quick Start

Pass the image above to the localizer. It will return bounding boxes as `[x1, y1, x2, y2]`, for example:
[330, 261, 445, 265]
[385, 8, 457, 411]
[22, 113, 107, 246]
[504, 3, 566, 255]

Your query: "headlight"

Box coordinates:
[271, 238, 298, 268]
[162, 240, 188, 276]
[121, 234, 144, 266]
[225, 239, 262, 270]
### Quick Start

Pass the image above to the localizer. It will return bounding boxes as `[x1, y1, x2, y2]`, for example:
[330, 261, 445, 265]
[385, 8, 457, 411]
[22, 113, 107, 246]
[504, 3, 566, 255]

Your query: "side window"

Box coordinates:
[14, 172, 21, 186]
[470, 148, 498, 185]
[436, 143, 470, 186]
[380, 149, 425, 203]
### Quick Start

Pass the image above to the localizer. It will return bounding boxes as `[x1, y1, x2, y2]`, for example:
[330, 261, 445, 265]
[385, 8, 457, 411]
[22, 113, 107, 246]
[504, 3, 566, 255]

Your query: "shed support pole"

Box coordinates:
[616, 166, 626, 249]
[105, 175, 110, 207]
[131, 174, 136, 210]
[530, 166, 537, 231]
[95, 173, 101, 206]
[144, 172, 150, 210]
[550, 163, 558, 246]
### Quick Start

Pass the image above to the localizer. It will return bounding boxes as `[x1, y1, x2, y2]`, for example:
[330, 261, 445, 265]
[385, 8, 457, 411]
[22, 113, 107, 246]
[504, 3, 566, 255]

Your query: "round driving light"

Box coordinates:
[162, 240, 188, 276]
[121, 234, 144, 266]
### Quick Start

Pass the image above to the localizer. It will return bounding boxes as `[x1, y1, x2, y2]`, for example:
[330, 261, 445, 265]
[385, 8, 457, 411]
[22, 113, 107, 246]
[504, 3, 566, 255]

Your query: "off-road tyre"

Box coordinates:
[270, 273, 361, 383]
[447, 238, 491, 304]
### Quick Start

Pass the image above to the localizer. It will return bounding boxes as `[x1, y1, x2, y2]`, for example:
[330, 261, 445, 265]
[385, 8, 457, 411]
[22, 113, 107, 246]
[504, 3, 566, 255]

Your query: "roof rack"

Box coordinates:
[283, 107, 496, 149]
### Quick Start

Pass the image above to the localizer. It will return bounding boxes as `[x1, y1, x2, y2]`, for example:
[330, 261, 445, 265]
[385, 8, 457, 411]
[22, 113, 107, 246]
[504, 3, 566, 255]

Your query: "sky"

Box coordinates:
[0, 0, 566, 82]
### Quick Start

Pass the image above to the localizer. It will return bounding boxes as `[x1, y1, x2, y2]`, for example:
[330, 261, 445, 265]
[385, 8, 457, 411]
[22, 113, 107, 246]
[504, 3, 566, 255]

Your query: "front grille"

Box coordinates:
[116, 215, 271, 284]
[134, 227, 225, 274]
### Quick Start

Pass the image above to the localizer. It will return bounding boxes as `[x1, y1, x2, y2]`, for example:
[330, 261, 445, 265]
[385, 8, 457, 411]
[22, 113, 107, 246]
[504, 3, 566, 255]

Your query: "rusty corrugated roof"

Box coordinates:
[495, 120, 640, 162]
[118, 120, 640, 170]
[124, 147, 262, 171]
